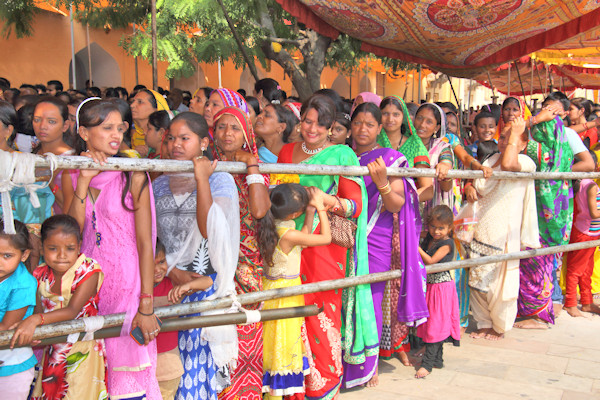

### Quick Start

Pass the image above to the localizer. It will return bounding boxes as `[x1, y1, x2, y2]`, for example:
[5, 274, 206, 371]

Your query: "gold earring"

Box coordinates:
[328, 129, 332, 136]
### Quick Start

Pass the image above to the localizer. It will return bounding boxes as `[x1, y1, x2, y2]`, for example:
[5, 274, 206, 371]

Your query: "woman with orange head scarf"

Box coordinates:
[213, 106, 271, 400]
[495, 97, 531, 141]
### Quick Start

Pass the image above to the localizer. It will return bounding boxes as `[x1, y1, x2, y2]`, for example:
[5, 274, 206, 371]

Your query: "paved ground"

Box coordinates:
[340, 310, 600, 400]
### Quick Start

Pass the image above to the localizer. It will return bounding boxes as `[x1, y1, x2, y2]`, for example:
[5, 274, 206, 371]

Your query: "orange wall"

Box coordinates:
[1, 9, 418, 100]
[0, 10, 168, 89]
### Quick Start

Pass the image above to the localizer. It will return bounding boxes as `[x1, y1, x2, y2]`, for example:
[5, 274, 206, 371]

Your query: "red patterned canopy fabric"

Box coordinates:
[276, 0, 600, 77]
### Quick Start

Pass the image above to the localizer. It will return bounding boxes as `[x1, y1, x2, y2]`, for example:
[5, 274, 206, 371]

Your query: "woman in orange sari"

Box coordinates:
[213, 106, 271, 400]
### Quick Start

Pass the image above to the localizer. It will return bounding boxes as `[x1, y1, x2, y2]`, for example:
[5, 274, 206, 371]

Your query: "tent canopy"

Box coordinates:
[276, 0, 600, 78]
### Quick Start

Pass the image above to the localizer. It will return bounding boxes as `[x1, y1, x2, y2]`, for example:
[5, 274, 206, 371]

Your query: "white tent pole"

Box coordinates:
[86, 24, 92, 85]
[69, 5, 77, 90]
[218, 56, 222, 88]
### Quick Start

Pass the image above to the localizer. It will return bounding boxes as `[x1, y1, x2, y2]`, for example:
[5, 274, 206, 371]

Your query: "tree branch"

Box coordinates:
[214, 0, 260, 82]
[266, 37, 300, 46]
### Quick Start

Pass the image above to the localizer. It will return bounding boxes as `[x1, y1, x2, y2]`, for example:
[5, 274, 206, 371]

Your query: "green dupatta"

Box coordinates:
[377, 95, 430, 168]
[293, 144, 378, 364]
[526, 117, 574, 246]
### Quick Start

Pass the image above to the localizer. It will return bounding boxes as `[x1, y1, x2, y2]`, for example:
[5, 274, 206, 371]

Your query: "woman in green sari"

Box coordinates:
[277, 94, 377, 400]
[376, 95, 433, 366]
[378, 96, 434, 202]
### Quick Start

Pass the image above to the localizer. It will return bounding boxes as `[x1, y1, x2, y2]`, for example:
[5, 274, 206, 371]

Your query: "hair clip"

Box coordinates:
[343, 113, 351, 121]
[271, 100, 281, 105]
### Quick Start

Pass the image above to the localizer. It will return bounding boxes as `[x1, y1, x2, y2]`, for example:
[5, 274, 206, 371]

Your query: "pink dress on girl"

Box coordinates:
[73, 170, 160, 399]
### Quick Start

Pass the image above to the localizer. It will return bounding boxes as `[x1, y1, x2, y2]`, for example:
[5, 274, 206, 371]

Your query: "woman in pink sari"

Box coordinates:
[63, 99, 161, 399]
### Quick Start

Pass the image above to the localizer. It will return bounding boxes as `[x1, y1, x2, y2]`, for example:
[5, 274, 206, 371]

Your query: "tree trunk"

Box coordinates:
[261, 31, 330, 102]
[256, 4, 330, 101]
[301, 29, 331, 94]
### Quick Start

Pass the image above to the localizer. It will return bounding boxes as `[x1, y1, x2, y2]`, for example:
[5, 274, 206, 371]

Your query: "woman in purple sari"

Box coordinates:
[342, 103, 428, 387]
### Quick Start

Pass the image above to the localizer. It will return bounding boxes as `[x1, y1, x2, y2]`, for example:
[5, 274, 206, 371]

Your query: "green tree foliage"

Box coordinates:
[2, 0, 412, 99]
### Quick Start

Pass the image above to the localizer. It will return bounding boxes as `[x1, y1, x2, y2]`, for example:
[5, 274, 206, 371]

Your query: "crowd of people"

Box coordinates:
[1, 74, 600, 400]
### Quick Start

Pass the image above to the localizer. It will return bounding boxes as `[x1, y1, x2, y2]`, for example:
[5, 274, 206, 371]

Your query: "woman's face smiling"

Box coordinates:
[300, 108, 329, 148]
[414, 107, 440, 144]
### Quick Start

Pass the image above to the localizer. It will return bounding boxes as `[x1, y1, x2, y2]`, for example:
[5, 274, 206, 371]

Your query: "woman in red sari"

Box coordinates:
[277, 95, 375, 400]
[213, 106, 271, 400]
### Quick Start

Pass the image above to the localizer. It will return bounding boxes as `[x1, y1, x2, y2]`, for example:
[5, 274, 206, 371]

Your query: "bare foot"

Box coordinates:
[366, 369, 379, 387]
[397, 351, 413, 366]
[414, 347, 425, 358]
[415, 367, 430, 379]
[513, 318, 548, 330]
[553, 303, 563, 317]
[581, 303, 600, 315]
[564, 306, 584, 317]
[470, 328, 488, 339]
[485, 329, 504, 341]
[461, 326, 467, 336]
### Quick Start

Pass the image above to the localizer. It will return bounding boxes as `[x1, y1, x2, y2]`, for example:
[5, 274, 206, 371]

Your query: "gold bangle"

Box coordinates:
[377, 181, 391, 192]
[379, 186, 392, 195]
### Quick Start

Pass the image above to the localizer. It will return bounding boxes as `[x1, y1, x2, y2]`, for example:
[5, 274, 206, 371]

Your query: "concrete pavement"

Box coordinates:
[340, 310, 600, 399]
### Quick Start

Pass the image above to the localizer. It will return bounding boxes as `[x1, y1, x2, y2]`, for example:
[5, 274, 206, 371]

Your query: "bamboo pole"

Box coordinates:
[0, 305, 321, 350]
[33, 155, 600, 181]
[508, 63, 511, 97]
[535, 61, 544, 97]
[513, 61, 527, 100]
[445, 74, 461, 121]
[486, 70, 496, 99]
[2, 239, 599, 347]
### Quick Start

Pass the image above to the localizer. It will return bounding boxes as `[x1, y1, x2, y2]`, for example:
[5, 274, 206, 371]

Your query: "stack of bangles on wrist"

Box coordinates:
[529, 115, 537, 128]
[378, 181, 392, 195]
[246, 174, 264, 185]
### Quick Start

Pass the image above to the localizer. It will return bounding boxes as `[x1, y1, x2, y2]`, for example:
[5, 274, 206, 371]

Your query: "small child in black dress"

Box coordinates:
[416, 205, 461, 378]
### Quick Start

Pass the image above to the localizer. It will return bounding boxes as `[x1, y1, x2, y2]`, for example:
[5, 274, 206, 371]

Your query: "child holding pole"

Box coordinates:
[0, 219, 36, 399]
[258, 183, 331, 398]
[416, 205, 460, 379]
[565, 152, 600, 317]
[10, 214, 107, 399]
